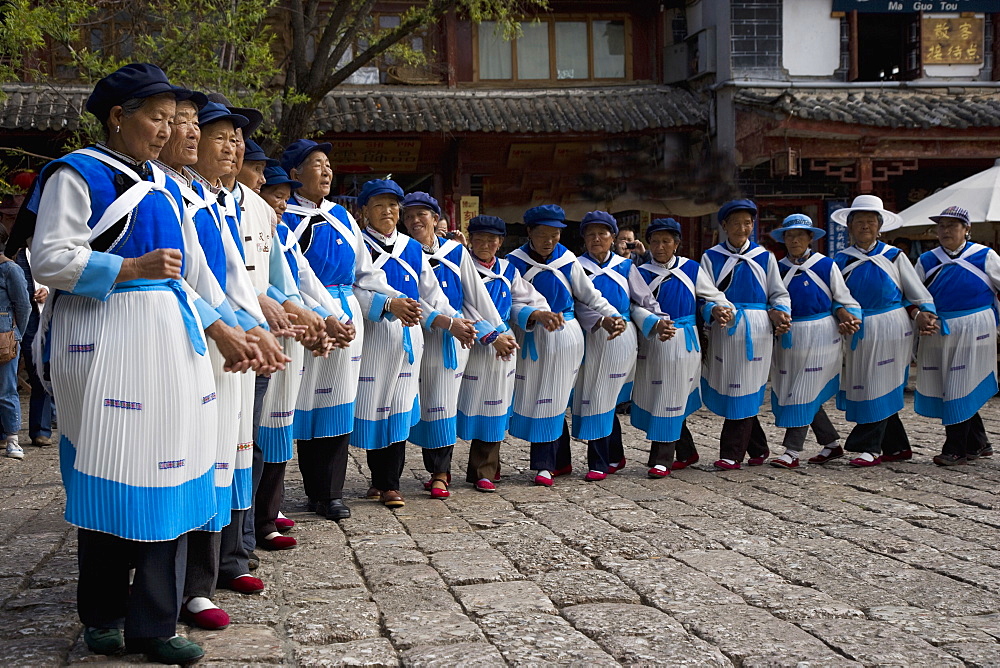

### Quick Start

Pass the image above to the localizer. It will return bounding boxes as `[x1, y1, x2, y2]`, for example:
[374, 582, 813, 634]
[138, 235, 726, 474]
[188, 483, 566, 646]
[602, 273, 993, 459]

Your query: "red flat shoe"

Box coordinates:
[261, 535, 297, 550]
[429, 480, 450, 499]
[608, 458, 626, 474]
[423, 472, 452, 490]
[551, 465, 573, 477]
[474, 478, 496, 492]
[769, 456, 799, 469]
[181, 606, 230, 631]
[274, 516, 295, 532]
[713, 459, 742, 471]
[584, 470, 607, 481]
[533, 473, 553, 487]
[881, 449, 912, 462]
[225, 576, 265, 594]
[493, 464, 502, 482]
[848, 455, 882, 468]
[671, 454, 699, 470]
[647, 466, 670, 478]
[747, 450, 770, 466]
[808, 446, 844, 464]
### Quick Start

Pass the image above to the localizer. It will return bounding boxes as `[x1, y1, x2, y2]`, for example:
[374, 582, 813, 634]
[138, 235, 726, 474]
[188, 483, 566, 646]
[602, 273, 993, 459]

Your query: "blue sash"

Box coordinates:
[851, 303, 903, 351]
[326, 284, 353, 320]
[114, 279, 207, 355]
[673, 314, 699, 352]
[727, 302, 767, 361]
[522, 310, 575, 361]
[938, 304, 994, 336]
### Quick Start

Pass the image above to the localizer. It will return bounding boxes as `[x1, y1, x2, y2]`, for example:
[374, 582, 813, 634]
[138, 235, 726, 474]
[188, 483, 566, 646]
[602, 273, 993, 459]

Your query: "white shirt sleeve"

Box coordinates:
[896, 252, 934, 310]
[765, 253, 792, 311]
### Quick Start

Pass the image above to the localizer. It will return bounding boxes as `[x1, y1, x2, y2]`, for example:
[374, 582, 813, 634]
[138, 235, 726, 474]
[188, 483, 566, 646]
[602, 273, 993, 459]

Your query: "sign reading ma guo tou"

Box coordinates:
[833, 0, 995, 11]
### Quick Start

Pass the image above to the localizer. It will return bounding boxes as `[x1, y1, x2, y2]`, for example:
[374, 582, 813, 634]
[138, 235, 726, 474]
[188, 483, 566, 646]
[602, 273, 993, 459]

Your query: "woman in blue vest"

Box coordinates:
[23, 64, 262, 665]
[830, 195, 937, 467]
[400, 193, 507, 498]
[701, 199, 792, 470]
[767, 214, 861, 469]
[507, 205, 624, 486]
[632, 218, 732, 477]
[457, 215, 556, 491]
[572, 211, 670, 480]
[915, 206, 999, 465]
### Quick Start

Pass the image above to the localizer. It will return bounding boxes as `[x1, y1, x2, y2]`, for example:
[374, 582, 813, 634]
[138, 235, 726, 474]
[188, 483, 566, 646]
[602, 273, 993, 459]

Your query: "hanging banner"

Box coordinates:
[832, 0, 994, 12]
[826, 200, 849, 258]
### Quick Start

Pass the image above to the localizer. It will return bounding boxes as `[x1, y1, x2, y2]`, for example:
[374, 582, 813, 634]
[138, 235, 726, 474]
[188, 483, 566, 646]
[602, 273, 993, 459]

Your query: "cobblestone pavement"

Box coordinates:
[2, 394, 1000, 666]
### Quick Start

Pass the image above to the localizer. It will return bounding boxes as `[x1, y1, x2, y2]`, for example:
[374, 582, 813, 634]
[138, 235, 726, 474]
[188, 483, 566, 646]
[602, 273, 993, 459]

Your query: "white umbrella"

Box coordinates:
[898, 159, 1000, 229]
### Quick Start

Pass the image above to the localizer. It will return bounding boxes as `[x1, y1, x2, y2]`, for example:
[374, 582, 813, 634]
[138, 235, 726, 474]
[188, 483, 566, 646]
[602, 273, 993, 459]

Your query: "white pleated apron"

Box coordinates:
[202, 339, 242, 530]
[702, 308, 773, 420]
[631, 317, 701, 442]
[771, 315, 841, 428]
[258, 337, 305, 463]
[411, 326, 470, 448]
[457, 342, 516, 443]
[571, 321, 637, 440]
[839, 306, 913, 424]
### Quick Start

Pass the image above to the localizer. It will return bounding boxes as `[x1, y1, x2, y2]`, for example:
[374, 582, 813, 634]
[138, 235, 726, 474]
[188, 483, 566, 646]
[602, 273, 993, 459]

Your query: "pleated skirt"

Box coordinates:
[257, 337, 305, 463]
[770, 316, 842, 428]
[351, 319, 423, 450]
[231, 370, 256, 511]
[296, 294, 366, 440]
[509, 319, 584, 443]
[201, 340, 242, 531]
[702, 310, 774, 420]
[572, 322, 637, 440]
[457, 345, 516, 443]
[631, 331, 702, 443]
[410, 328, 470, 449]
[49, 291, 217, 541]
[915, 309, 998, 425]
[838, 307, 913, 425]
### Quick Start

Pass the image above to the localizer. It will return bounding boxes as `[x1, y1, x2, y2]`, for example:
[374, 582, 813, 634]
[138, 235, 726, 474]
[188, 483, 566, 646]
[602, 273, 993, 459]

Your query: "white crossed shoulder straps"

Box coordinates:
[840, 244, 902, 291]
[508, 247, 574, 294]
[780, 252, 832, 300]
[713, 243, 768, 291]
[577, 253, 630, 296]
[362, 230, 420, 284]
[640, 257, 697, 300]
[925, 243, 995, 295]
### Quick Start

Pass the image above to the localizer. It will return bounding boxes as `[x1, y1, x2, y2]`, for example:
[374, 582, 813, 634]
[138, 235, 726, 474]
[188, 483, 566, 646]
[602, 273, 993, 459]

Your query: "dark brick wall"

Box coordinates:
[730, 0, 783, 77]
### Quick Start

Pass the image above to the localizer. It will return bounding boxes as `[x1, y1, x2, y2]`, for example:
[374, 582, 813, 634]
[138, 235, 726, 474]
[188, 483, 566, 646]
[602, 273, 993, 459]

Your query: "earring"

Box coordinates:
[115, 126, 121, 134]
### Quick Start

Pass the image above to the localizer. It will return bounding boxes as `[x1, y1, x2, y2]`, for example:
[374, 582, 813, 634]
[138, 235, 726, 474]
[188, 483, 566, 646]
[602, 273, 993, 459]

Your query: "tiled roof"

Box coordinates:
[0, 83, 706, 134]
[734, 87, 1000, 130]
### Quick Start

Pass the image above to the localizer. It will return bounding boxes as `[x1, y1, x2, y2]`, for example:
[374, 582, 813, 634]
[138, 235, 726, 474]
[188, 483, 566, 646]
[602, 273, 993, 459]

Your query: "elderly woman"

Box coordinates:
[355, 180, 460, 507]
[21, 64, 249, 665]
[632, 218, 732, 477]
[400, 192, 508, 497]
[701, 199, 791, 470]
[767, 214, 861, 469]
[458, 215, 555, 491]
[507, 205, 624, 486]
[573, 211, 670, 480]
[281, 140, 402, 519]
[830, 195, 938, 467]
[915, 206, 999, 465]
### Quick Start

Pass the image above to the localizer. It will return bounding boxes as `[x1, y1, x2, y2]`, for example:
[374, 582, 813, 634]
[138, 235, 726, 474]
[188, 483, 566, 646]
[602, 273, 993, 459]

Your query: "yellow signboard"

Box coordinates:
[921, 17, 984, 65]
[459, 196, 479, 233]
[327, 140, 421, 171]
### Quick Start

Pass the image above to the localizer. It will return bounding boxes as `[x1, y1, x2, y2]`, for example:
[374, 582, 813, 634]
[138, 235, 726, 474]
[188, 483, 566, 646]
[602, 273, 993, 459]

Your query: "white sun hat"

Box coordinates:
[830, 195, 904, 233]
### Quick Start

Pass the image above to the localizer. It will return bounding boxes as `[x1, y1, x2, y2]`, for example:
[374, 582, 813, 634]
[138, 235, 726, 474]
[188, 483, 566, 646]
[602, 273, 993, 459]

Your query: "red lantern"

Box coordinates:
[10, 170, 38, 191]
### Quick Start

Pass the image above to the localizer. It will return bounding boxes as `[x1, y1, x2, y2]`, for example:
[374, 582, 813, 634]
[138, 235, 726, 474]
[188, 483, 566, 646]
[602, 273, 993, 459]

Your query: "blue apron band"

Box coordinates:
[672, 314, 699, 353]
[851, 303, 903, 351]
[442, 330, 458, 369]
[521, 309, 575, 361]
[326, 284, 353, 320]
[114, 279, 207, 356]
[937, 304, 993, 336]
[402, 326, 414, 365]
[727, 302, 766, 361]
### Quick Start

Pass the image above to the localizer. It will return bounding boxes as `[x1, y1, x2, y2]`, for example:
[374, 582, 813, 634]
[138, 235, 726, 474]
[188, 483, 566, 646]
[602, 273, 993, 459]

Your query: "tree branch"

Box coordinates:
[311, 0, 376, 93]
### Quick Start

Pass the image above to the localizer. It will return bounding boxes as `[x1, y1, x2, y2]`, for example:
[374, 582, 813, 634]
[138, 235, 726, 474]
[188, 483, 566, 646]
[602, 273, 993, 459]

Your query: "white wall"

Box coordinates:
[782, 0, 841, 77]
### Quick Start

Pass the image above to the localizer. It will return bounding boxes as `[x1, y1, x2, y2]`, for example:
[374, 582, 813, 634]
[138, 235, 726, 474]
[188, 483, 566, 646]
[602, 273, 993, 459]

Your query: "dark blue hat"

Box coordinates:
[198, 101, 249, 130]
[524, 204, 566, 228]
[717, 199, 758, 224]
[646, 217, 682, 240]
[468, 215, 507, 236]
[769, 213, 826, 242]
[357, 179, 404, 207]
[401, 191, 441, 215]
[206, 92, 263, 137]
[86, 63, 196, 123]
[581, 210, 618, 235]
[243, 139, 268, 162]
[280, 139, 332, 173]
[262, 164, 302, 190]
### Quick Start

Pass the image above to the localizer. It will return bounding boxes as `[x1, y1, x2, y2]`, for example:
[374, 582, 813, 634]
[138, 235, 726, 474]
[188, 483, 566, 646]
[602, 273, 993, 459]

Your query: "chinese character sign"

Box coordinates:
[826, 201, 848, 258]
[921, 17, 983, 65]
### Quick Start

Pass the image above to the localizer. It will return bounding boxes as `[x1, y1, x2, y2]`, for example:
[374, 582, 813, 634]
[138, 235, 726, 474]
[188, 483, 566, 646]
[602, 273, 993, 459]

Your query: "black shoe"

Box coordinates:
[322, 498, 351, 521]
[306, 499, 318, 512]
[933, 453, 968, 466]
[248, 550, 260, 570]
[84, 627, 124, 655]
[127, 636, 204, 665]
[968, 443, 994, 460]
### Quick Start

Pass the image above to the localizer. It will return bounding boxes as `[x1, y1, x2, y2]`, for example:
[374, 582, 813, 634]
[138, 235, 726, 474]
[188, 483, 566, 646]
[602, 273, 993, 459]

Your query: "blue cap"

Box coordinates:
[718, 199, 758, 224]
[524, 204, 566, 228]
[580, 210, 618, 235]
[468, 215, 507, 236]
[86, 63, 197, 123]
[646, 217, 682, 240]
[243, 139, 268, 162]
[198, 101, 249, 130]
[402, 191, 441, 215]
[769, 213, 826, 242]
[262, 164, 302, 190]
[357, 179, 404, 207]
[280, 139, 332, 173]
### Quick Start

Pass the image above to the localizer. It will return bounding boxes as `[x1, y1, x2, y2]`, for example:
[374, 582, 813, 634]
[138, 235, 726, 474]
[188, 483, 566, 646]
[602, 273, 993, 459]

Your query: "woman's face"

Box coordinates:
[782, 228, 813, 257]
[231, 128, 245, 179]
[469, 232, 502, 262]
[261, 184, 291, 217]
[158, 100, 200, 169]
[723, 211, 755, 247]
[582, 223, 614, 259]
[935, 217, 968, 252]
[402, 206, 439, 244]
[194, 119, 238, 183]
[648, 230, 678, 264]
[528, 225, 561, 256]
[291, 151, 332, 201]
[364, 193, 401, 234]
[107, 93, 176, 163]
[848, 211, 882, 248]
[238, 160, 267, 193]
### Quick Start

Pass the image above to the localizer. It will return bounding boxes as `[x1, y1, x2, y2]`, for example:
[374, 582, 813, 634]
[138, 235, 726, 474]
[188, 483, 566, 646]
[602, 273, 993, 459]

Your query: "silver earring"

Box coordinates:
[115, 125, 121, 134]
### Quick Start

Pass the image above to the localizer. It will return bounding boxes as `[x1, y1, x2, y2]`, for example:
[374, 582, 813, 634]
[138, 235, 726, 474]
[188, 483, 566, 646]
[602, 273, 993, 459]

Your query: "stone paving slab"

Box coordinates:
[1, 396, 998, 664]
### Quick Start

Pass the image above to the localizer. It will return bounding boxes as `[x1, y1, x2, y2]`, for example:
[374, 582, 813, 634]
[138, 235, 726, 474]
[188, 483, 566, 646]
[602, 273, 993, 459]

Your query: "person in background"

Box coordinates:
[615, 226, 651, 265]
[14, 248, 54, 448]
[0, 226, 30, 460]
[891, 237, 914, 263]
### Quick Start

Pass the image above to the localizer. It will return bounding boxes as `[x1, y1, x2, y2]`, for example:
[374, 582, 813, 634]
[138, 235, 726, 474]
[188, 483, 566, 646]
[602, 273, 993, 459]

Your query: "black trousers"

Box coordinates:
[255, 461, 286, 538]
[242, 375, 270, 552]
[587, 415, 623, 472]
[184, 529, 221, 599]
[297, 433, 350, 502]
[781, 406, 840, 452]
[529, 420, 572, 472]
[367, 440, 406, 491]
[466, 439, 501, 482]
[422, 445, 453, 475]
[218, 509, 249, 582]
[845, 412, 909, 455]
[78, 529, 186, 639]
[719, 415, 769, 461]
[943, 412, 989, 458]
[648, 422, 695, 467]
